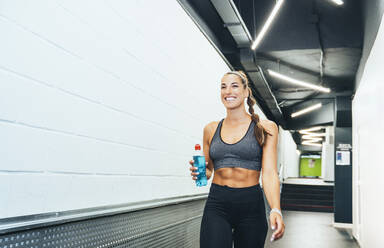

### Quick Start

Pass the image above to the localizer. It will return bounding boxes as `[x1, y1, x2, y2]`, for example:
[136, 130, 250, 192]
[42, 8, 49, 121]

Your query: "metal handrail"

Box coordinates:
[0, 193, 208, 235]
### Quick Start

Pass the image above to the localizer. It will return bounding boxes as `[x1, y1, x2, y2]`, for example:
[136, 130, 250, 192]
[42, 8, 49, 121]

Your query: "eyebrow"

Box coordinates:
[221, 82, 239, 85]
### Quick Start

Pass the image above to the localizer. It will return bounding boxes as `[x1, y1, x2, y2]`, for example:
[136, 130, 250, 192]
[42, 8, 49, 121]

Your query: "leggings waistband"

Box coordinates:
[209, 183, 263, 202]
[211, 182, 261, 191]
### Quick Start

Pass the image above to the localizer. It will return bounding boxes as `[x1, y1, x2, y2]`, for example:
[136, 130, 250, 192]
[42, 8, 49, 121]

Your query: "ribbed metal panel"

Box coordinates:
[0, 199, 205, 248]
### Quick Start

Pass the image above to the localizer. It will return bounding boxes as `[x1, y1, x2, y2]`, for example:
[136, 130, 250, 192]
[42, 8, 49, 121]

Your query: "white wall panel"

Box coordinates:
[321, 126, 334, 181]
[0, 0, 227, 218]
[352, 14, 384, 247]
[277, 128, 299, 179]
[0, 173, 194, 217]
[0, 69, 193, 156]
[0, 0, 289, 219]
[0, 122, 187, 175]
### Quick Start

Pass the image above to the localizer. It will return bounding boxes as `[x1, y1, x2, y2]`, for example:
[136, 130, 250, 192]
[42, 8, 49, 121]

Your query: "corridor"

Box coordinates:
[265, 211, 359, 248]
[0, 0, 383, 247]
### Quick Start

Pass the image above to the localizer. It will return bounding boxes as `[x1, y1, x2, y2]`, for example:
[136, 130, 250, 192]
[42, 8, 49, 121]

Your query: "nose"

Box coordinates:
[223, 87, 232, 94]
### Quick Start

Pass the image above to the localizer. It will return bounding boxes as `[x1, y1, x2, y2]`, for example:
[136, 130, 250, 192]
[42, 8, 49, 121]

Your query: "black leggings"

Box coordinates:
[200, 183, 268, 248]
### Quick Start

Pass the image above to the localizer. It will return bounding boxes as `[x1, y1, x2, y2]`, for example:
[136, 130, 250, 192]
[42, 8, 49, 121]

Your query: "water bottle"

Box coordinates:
[193, 144, 207, 187]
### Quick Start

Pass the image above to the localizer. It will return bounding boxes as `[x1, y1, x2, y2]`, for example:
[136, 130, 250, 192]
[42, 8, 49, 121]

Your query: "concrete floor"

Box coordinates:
[264, 210, 360, 248]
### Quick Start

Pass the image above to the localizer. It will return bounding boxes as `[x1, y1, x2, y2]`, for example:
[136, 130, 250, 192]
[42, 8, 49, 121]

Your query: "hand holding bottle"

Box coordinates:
[189, 160, 208, 181]
[189, 144, 208, 186]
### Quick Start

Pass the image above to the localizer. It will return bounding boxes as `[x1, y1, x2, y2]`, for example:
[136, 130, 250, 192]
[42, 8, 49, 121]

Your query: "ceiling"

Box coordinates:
[178, 0, 370, 150]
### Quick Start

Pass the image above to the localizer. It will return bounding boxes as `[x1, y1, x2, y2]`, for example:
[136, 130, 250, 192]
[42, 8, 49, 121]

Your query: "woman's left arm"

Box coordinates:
[260, 120, 285, 241]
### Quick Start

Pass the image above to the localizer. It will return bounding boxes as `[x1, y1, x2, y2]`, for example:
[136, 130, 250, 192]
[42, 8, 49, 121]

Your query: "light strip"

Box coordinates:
[299, 127, 325, 146]
[251, 0, 284, 50]
[302, 137, 323, 142]
[299, 126, 323, 133]
[302, 141, 323, 147]
[268, 70, 331, 93]
[302, 134, 326, 139]
[299, 126, 325, 147]
[291, 103, 322, 118]
[330, 0, 344, 6]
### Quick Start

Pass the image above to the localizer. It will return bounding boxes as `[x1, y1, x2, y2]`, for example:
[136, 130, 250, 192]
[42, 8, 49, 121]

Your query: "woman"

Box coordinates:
[189, 70, 285, 247]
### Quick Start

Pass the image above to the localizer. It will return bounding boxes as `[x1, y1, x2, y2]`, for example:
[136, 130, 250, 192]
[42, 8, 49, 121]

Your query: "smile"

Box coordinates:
[225, 96, 237, 101]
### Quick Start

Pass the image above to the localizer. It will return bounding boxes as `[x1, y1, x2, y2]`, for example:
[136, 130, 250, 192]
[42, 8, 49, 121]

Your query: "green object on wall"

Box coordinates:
[300, 155, 322, 177]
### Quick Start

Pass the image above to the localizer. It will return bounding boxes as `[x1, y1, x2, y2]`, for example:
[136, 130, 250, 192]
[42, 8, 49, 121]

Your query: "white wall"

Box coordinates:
[0, 0, 294, 219]
[277, 128, 299, 179]
[352, 13, 384, 247]
[0, 0, 232, 218]
[321, 126, 334, 182]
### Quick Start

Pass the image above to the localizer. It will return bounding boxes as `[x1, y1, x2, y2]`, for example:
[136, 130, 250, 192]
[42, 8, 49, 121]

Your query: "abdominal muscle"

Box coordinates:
[212, 167, 261, 188]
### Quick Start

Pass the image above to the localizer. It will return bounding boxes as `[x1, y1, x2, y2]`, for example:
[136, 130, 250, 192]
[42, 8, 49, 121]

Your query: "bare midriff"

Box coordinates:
[212, 167, 261, 188]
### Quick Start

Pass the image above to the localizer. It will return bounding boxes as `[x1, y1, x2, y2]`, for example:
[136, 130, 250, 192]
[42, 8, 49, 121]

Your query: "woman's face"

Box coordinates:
[220, 74, 248, 109]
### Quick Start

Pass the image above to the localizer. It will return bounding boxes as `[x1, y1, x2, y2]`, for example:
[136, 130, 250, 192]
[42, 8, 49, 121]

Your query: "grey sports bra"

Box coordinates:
[209, 118, 263, 171]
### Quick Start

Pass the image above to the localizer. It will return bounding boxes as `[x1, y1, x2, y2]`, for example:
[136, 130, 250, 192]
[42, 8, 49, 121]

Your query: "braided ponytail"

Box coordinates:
[246, 91, 271, 146]
[225, 70, 271, 146]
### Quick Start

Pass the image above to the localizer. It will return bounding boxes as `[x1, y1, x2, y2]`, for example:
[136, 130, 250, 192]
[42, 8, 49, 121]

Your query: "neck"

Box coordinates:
[225, 106, 251, 124]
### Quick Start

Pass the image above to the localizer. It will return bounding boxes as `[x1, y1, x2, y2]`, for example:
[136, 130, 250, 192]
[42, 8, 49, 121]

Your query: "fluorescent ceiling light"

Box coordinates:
[299, 126, 326, 146]
[302, 134, 326, 139]
[300, 127, 325, 145]
[302, 141, 323, 147]
[302, 137, 323, 142]
[268, 70, 331, 93]
[251, 0, 284, 50]
[330, 0, 344, 6]
[299, 126, 323, 133]
[291, 103, 322, 118]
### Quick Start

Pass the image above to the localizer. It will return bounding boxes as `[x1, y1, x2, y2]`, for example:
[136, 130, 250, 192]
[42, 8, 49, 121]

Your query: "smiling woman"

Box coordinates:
[189, 70, 285, 247]
[220, 71, 269, 148]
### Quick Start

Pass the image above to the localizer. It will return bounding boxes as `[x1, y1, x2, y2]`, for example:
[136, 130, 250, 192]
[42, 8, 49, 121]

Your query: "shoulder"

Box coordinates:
[204, 120, 220, 134]
[259, 119, 278, 135]
[203, 120, 221, 141]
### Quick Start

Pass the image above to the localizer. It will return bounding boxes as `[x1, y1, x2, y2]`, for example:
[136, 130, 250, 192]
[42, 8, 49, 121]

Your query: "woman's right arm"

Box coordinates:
[203, 122, 214, 180]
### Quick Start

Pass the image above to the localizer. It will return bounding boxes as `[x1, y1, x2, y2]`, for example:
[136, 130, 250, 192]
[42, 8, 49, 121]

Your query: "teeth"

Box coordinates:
[225, 97, 236, 101]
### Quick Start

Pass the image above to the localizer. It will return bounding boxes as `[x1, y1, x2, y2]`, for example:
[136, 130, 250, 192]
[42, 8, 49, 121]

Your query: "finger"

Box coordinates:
[272, 231, 277, 240]
[190, 172, 200, 176]
[272, 230, 281, 239]
[271, 232, 282, 242]
[189, 166, 197, 171]
[270, 216, 278, 241]
[274, 231, 283, 240]
[192, 176, 197, 180]
[277, 232, 284, 240]
[273, 224, 282, 236]
[277, 225, 285, 239]
[273, 234, 281, 241]
[270, 216, 277, 231]
[273, 230, 282, 239]
[189, 160, 194, 165]
[273, 220, 284, 239]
